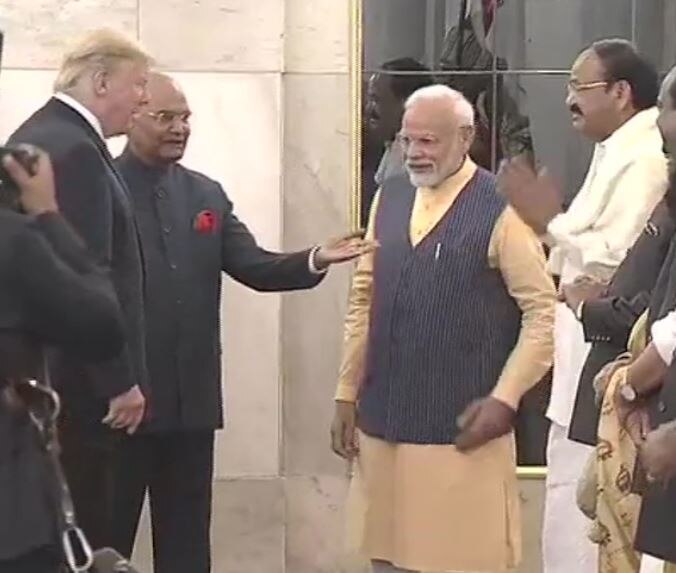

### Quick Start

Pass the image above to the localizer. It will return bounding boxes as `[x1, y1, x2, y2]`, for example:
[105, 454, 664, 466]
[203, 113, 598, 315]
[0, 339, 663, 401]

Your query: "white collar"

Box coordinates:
[598, 107, 659, 153]
[54, 92, 105, 140]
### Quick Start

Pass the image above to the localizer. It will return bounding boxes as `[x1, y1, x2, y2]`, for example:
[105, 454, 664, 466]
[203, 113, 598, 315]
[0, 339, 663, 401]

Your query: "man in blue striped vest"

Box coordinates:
[331, 85, 556, 573]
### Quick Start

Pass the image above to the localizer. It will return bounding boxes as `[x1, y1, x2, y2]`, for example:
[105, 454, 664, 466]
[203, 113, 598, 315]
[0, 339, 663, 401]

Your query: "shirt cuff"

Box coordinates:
[334, 384, 359, 403]
[490, 386, 520, 411]
[308, 245, 328, 275]
[575, 301, 585, 321]
[651, 313, 676, 366]
[543, 213, 566, 243]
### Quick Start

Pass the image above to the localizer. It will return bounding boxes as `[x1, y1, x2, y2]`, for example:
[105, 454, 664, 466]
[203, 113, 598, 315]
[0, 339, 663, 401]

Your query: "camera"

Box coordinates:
[0, 145, 40, 208]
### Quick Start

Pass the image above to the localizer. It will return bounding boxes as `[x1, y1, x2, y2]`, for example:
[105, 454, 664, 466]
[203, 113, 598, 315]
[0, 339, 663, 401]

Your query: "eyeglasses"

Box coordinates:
[567, 79, 609, 93]
[144, 111, 191, 126]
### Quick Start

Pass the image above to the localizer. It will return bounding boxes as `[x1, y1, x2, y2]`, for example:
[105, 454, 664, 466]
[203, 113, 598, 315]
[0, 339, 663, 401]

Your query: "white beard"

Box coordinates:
[406, 167, 444, 189]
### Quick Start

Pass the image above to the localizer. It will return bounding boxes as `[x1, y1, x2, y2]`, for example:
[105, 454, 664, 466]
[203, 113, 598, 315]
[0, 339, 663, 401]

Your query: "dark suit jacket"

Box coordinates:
[635, 362, 676, 562]
[8, 98, 147, 423]
[568, 202, 675, 445]
[116, 151, 324, 431]
[0, 211, 123, 560]
[630, 208, 676, 561]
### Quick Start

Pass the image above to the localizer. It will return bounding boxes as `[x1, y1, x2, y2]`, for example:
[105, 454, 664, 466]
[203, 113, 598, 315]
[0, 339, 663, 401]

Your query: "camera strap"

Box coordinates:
[18, 354, 94, 572]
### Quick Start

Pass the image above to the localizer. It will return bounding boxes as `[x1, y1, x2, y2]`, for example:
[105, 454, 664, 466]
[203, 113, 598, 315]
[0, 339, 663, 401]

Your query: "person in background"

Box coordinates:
[361, 58, 435, 227]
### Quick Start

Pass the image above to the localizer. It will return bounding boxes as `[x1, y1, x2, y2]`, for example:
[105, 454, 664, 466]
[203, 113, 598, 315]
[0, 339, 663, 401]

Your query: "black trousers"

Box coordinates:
[0, 546, 61, 573]
[635, 477, 676, 563]
[110, 430, 214, 573]
[58, 416, 120, 551]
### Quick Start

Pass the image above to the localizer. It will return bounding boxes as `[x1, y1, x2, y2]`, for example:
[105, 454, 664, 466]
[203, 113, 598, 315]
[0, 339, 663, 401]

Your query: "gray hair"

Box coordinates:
[405, 84, 475, 127]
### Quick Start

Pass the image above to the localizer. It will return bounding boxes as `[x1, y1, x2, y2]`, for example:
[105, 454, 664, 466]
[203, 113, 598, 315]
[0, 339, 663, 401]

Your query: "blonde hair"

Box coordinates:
[405, 84, 475, 127]
[54, 28, 153, 92]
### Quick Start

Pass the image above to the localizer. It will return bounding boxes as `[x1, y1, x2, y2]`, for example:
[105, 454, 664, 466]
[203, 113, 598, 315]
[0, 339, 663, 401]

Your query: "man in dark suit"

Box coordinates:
[110, 72, 375, 573]
[7, 29, 153, 549]
[634, 363, 676, 571]
[565, 200, 674, 447]
[610, 65, 676, 569]
[0, 149, 125, 573]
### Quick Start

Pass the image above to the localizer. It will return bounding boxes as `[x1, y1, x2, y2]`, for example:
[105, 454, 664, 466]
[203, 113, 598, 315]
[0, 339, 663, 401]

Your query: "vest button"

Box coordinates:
[658, 401, 667, 413]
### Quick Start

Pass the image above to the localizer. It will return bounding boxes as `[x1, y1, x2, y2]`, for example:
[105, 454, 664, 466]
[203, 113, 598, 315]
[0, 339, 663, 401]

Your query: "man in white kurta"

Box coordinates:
[499, 39, 668, 573]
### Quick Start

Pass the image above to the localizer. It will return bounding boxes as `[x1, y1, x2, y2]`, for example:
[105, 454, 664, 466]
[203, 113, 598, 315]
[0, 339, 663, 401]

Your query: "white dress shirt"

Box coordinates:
[546, 107, 668, 427]
[53, 92, 105, 140]
[651, 310, 676, 367]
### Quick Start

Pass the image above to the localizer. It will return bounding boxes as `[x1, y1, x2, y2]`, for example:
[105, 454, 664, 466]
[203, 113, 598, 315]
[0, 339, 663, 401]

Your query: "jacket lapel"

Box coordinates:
[44, 99, 147, 281]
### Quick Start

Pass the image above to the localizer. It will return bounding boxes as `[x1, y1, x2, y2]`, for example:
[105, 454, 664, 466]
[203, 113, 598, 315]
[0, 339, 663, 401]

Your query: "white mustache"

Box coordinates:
[406, 163, 434, 170]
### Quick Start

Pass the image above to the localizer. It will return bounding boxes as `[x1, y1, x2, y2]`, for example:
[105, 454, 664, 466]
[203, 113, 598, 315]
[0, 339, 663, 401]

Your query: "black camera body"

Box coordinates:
[0, 145, 40, 208]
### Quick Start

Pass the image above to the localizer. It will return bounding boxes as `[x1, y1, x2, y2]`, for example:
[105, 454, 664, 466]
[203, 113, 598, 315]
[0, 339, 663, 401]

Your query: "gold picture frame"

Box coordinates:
[349, 0, 363, 232]
[347, 0, 546, 479]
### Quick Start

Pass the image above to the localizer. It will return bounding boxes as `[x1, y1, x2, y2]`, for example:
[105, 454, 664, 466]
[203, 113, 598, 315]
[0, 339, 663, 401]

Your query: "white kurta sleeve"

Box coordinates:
[651, 309, 676, 367]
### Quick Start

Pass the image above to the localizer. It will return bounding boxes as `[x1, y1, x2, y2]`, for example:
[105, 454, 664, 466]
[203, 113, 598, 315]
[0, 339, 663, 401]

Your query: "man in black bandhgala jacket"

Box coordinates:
[111, 72, 375, 573]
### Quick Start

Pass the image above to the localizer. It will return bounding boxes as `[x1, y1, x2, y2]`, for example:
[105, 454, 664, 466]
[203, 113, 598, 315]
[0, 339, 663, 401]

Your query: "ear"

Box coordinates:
[460, 124, 476, 148]
[613, 79, 633, 110]
[92, 68, 108, 97]
[126, 112, 138, 134]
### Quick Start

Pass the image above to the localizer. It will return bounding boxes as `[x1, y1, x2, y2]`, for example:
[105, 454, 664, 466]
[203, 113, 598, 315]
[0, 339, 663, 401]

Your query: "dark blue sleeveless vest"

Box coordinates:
[358, 168, 521, 444]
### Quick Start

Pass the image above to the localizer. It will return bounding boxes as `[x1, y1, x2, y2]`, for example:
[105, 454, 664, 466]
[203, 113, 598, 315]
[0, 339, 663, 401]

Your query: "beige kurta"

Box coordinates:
[336, 159, 556, 572]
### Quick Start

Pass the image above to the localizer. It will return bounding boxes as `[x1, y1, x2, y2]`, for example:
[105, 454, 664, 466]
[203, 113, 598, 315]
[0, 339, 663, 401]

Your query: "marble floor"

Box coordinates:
[131, 478, 546, 573]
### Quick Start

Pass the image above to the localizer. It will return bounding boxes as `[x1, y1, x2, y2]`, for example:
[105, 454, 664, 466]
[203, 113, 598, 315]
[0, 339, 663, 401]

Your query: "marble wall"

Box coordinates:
[0, 2, 545, 572]
[281, 1, 358, 570]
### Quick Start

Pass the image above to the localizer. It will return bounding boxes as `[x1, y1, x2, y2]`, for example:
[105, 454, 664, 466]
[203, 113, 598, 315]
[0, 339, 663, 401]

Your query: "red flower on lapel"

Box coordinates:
[194, 210, 217, 234]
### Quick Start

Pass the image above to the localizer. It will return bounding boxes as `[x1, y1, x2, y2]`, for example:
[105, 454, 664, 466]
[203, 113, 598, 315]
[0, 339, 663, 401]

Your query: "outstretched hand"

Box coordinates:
[313, 230, 379, 270]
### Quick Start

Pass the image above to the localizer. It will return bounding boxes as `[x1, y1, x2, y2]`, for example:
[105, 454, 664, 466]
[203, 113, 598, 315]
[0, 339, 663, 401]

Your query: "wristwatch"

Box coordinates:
[619, 380, 639, 403]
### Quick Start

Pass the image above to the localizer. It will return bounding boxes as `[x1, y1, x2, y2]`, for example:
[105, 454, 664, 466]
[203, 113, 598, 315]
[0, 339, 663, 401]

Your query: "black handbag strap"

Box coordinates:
[19, 354, 94, 572]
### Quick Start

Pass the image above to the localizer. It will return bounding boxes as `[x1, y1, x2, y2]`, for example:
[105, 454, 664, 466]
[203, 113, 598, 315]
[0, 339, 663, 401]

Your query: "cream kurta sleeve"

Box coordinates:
[489, 206, 556, 409]
[334, 192, 380, 403]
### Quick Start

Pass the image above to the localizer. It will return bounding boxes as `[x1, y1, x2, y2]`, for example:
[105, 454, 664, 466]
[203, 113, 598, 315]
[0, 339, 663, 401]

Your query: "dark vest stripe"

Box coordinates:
[358, 168, 521, 444]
